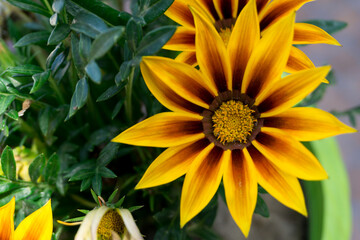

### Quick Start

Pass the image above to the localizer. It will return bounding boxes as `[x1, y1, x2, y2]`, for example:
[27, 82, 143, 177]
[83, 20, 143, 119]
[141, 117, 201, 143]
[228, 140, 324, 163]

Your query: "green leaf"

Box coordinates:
[303, 20, 347, 35]
[80, 177, 92, 191]
[254, 194, 269, 218]
[136, 26, 176, 56]
[141, 0, 174, 24]
[31, 70, 50, 93]
[77, 209, 90, 214]
[66, 77, 89, 120]
[90, 189, 99, 205]
[69, 169, 95, 181]
[126, 18, 143, 52]
[62, 216, 85, 222]
[14, 31, 50, 47]
[128, 205, 143, 212]
[304, 138, 351, 240]
[96, 85, 124, 102]
[0, 187, 32, 206]
[52, 0, 65, 13]
[85, 61, 101, 84]
[111, 99, 125, 120]
[0, 95, 16, 115]
[44, 153, 60, 184]
[107, 189, 118, 203]
[92, 175, 102, 196]
[71, 33, 85, 77]
[115, 61, 131, 86]
[114, 196, 125, 208]
[89, 27, 125, 61]
[48, 24, 71, 45]
[46, 43, 62, 69]
[6, 64, 43, 76]
[28, 154, 46, 183]
[188, 225, 221, 240]
[98, 167, 117, 178]
[79, 34, 91, 62]
[71, 12, 108, 39]
[5, 109, 18, 121]
[97, 142, 120, 166]
[1, 146, 16, 180]
[6, 0, 51, 17]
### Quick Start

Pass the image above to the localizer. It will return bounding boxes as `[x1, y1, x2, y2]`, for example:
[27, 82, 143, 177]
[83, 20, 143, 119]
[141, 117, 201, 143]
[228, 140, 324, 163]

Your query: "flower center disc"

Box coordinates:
[97, 210, 125, 240]
[212, 100, 256, 144]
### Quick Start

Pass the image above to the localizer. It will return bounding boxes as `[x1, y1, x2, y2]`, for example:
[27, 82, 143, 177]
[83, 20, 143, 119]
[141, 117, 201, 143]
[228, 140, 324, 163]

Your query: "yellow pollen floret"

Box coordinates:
[219, 27, 233, 47]
[97, 209, 125, 240]
[212, 100, 257, 144]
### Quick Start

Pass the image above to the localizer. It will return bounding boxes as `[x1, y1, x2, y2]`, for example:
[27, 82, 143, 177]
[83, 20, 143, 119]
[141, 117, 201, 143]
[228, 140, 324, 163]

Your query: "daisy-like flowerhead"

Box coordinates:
[164, 0, 340, 73]
[112, 0, 355, 237]
[0, 197, 53, 240]
[74, 206, 143, 240]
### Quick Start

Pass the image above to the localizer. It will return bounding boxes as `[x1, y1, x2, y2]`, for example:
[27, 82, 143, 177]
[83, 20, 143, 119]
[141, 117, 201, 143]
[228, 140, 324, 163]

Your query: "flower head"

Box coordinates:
[0, 197, 53, 240]
[113, 0, 355, 236]
[73, 206, 143, 240]
[164, 0, 340, 73]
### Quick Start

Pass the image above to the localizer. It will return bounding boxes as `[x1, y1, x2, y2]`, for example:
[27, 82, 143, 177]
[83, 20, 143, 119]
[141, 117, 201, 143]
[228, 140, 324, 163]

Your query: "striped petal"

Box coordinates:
[165, 0, 195, 28]
[293, 23, 341, 46]
[248, 146, 307, 216]
[141, 57, 216, 114]
[74, 210, 96, 240]
[228, 0, 260, 90]
[180, 145, 227, 227]
[242, 13, 294, 99]
[112, 112, 204, 147]
[213, 0, 237, 19]
[257, 66, 331, 117]
[223, 149, 257, 237]
[285, 46, 315, 73]
[197, 0, 218, 21]
[175, 51, 197, 66]
[259, 0, 312, 30]
[263, 107, 357, 141]
[256, 0, 270, 14]
[135, 139, 210, 189]
[253, 128, 328, 180]
[14, 200, 53, 240]
[191, 6, 232, 92]
[163, 27, 195, 51]
[0, 197, 15, 240]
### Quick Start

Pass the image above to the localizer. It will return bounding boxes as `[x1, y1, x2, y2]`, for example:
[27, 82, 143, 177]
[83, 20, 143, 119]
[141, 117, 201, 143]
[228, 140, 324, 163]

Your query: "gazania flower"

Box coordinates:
[64, 206, 143, 240]
[113, 1, 355, 236]
[0, 197, 53, 240]
[164, 0, 340, 73]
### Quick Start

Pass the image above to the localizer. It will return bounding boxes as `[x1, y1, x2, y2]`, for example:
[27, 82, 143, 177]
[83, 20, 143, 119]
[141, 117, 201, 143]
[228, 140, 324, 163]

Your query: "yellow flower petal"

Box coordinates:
[259, 0, 312, 30]
[253, 128, 328, 180]
[191, 6, 232, 92]
[14, 199, 53, 240]
[213, 0, 238, 19]
[175, 51, 197, 66]
[248, 146, 308, 216]
[165, 0, 195, 28]
[135, 139, 210, 189]
[257, 0, 270, 14]
[223, 149, 257, 237]
[285, 46, 315, 73]
[257, 66, 331, 117]
[180, 144, 227, 227]
[227, 0, 260, 90]
[293, 23, 341, 46]
[0, 197, 15, 240]
[141, 56, 217, 110]
[112, 112, 204, 148]
[163, 27, 195, 51]
[263, 107, 357, 141]
[242, 13, 295, 99]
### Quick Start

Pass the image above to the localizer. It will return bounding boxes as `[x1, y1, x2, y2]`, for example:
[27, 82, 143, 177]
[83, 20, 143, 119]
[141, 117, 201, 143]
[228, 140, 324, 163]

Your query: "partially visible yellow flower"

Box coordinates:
[0, 197, 53, 240]
[164, 0, 340, 73]
[62, 206, 143, 240]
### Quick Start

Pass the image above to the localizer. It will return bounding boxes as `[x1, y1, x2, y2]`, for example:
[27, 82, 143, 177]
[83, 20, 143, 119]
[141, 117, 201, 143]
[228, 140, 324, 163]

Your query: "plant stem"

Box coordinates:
[70, 194, 97, 208]
[125, 67, 135, 122]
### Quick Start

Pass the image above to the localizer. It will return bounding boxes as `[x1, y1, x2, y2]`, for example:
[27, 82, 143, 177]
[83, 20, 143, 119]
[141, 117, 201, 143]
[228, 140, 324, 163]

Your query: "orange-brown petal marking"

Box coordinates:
[293, 23, 341, 46]
[256, 0, 270, 14]
[165, 0, 195, 28]
[180, 145, 227, 227]
[214, 0, 236, 19]
[191, 6, 232, 92]
[112, 112, 204, 148]
[263, 107, 357, 141]
[197, 0, 219, 21]
[223, 149, 257, 237]
[163, 27, 196, 51]
[253, 128, 328, 180]
[0, 197, 15, 240]
[259, 0, 312, 30]
[175, 51, 198, 66]
[285, 46, 315, 73]
[248, 146, 308, 216]
[135, 139, 210, 189]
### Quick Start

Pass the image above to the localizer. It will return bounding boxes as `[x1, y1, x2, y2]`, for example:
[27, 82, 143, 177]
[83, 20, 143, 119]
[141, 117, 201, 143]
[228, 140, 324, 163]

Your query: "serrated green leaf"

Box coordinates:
[126, 18, 143, 52]
[0, 95, 15, 115]
[44, 153, 60, 184]
[92, 175, 102, 196]
[66, 77, 89, 120]
[85, 61, 101, 84]
[48, 24, 71, 45]
[254, 194, 269, 218]
[31, 70, 50, 93]
[136, 26, 176, 56]
[80, 177, 92, 191]
[28, 154, 46, 183]
[1, 146, 16, 180]
[89, 27, 124, 61]
[98, 167, 117, 178]
[303, 20, 347, 35]
[141, 0, 174, 24]
[5, 109, 18, 120]
[7, 0, 51, 17]
[71, 12, 108, 39]
[14, 31, 50, 47]
[96, 85, 124, 102]
[107, 189, 118, 203]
